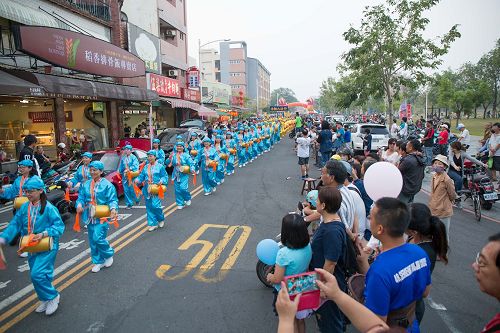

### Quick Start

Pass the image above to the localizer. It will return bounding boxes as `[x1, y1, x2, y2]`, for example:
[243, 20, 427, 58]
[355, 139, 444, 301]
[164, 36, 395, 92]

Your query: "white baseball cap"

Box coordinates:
[457, 123, 465, 129]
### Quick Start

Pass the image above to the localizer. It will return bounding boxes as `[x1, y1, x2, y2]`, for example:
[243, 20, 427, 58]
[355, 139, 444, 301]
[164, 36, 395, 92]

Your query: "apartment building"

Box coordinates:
[200, 40, 271, 108]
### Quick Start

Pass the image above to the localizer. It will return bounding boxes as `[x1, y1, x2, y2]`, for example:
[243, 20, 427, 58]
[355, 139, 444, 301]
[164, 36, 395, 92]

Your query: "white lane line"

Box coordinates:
[427, 296, 447, 310]
[118, 205, 146, 209]
[426, 297, 463, 333]
[0, 209, 150, 312]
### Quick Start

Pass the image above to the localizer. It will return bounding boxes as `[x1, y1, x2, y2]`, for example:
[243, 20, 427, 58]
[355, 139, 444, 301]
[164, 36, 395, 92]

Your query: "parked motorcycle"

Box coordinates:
[463, 162, 498, 210]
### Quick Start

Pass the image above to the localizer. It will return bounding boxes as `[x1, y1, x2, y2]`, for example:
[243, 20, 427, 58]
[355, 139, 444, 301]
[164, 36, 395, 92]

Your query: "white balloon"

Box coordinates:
[364, 162, 403, 201]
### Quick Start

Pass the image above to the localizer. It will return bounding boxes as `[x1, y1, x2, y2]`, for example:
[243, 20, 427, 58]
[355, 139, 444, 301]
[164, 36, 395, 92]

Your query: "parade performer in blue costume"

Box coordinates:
[68, 152, 92, 190]
[0, 159, 35, 202]
[152, 138, 166, 165]
[76, 161, 118, 273]
[214, 135, 228, 184]
[0, 176, 65, 316]
[187, 132, 202, 173]
[263, 123, 271, 152]
[135, 150, 168, 232]
[236, 126, 247, 168]
[118, 144, 140, 208]
[256, 124, 264, 155]
[170, 142, 195, 210]
[225, 132, 237, 175]
[200, 137, 219, 195]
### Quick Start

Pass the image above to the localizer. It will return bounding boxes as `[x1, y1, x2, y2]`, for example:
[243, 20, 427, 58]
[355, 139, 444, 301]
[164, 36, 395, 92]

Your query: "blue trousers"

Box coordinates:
[321, 151, 332, 167]
[423, 146, 433, 166]
[238, 150, 246, 165]
[144, 192, 165, 226]
[227, 156, 235, 173]
[216, 164, 226, 183]
[123, 178, 138, 207]
[448, 168, 463, 192]
[264, 139, 271, 150]
[202, 168, 218, 193]
[174, 176, 191, 206]
[245, 148, 252, 161]
[88, 222, 114, 264]
[28, 250, 59, 301]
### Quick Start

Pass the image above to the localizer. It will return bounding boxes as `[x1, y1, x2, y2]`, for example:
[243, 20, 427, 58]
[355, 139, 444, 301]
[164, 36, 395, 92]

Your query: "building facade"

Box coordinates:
[200, 40, 270, 109]
[0, 0, 158, 165]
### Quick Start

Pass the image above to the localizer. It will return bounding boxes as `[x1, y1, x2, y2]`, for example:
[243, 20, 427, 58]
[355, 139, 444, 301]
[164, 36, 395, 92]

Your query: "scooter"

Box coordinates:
[256, 234, 282, 288]
[463, 162, 498, 210]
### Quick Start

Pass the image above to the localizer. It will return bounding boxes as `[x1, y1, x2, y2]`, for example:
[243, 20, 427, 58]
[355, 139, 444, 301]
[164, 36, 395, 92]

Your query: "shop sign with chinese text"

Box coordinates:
[29, 111, 73, 123]
[146, 73, 181, 98]
[187, 67, 199, 88]
[181, 88, 200, 102]
[14, 26, 145, 77]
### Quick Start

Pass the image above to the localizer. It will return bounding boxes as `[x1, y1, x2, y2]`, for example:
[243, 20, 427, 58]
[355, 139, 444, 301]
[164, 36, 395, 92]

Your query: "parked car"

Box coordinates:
[179, 118, 206, 130]
[56, 149, 148, 209]
[351, 123, 390, 153]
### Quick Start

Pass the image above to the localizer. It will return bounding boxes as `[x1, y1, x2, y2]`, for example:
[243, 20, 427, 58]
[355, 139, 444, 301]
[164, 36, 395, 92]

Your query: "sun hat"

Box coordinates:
[432, 154, 449, 167]
[89, 161, 104, 171]
[22, 176, 45, 191]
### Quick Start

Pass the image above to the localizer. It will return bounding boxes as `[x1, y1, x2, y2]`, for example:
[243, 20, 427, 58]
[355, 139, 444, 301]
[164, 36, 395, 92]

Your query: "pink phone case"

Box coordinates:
[284, 271, 320, 311]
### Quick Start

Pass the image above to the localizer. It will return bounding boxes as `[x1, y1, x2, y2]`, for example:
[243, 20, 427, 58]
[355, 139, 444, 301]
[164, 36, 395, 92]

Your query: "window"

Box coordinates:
[232, 85, 241, 89]
[229, 60, 242, 64]
[230, 73, 242, 77]
[180, 32, 185, 40]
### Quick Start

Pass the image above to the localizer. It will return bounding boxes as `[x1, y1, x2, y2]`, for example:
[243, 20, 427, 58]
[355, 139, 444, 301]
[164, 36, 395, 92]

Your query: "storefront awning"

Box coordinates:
[0, 1, 63, 28]
[5, 70, 158, 101]
[198, 105, 218, 118]
[0, 70, 46, 97]
[160, 97, 218, 117]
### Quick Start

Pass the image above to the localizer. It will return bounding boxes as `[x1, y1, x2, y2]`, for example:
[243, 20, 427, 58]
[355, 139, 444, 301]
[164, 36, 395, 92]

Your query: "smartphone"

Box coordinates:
[285, 272, 319, 296]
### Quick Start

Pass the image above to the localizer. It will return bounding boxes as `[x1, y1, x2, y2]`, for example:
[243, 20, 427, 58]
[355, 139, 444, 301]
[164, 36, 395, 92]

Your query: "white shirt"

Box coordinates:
[296, 137, 311, 158]
[460, 129, 471, 145]
[489, 133, 500, 157]
[346, 183, 368, 236]
[390, 123, 399, 136]
[399, 123, 408, 136]
[382, 150, 400, 165]
[338, 185, 357, 230]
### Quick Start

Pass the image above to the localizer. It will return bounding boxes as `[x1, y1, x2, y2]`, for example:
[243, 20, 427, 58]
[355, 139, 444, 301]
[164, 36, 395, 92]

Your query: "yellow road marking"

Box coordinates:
[156, 223, 252, 283]
[0, 185, 204, 332]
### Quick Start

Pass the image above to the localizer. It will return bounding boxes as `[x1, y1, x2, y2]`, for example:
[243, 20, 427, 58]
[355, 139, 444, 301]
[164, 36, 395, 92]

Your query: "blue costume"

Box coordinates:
[118, 145, 140, 208]
[0, 159, 34, 201]
[76, 161, 118, 265]
[135, 151, 169, 227]
[256, 126, 264, 155]
[0, 176, 65, 303]
[152, 138, 166, 165]
[214, 135, 228, 184]
[236, 129, 247, 167]
[171, 142, 195, 208]
[224, 134, 237, 175]
[263, 125, 271, 152]
[187, 133, 202, 173]
[70, 152, 92, 187]
[200, 138, 219, 195]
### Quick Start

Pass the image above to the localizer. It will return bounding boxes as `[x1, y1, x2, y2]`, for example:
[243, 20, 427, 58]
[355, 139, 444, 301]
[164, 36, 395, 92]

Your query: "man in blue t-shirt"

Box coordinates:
[358, 197, 431, 333]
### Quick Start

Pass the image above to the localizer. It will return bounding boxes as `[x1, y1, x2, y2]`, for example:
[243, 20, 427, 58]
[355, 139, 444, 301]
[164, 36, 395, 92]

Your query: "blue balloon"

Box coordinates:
[256, 239, 280, 265]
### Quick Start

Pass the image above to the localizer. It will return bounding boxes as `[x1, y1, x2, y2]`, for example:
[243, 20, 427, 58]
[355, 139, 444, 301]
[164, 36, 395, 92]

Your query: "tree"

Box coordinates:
[339, 0, 460, 124]
[436, 70, 474, 126]
[478, 39, 500, 118]
[319, 75, 363, 113]
[269, 87, 298, 106]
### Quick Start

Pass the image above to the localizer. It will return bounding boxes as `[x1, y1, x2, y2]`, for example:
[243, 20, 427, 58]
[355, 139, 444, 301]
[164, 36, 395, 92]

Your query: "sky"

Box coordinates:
[186, 0, 500, 102]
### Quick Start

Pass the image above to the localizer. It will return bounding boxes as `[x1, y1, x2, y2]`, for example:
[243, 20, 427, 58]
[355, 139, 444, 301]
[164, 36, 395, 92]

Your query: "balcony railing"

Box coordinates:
[60, 0, 111, 22]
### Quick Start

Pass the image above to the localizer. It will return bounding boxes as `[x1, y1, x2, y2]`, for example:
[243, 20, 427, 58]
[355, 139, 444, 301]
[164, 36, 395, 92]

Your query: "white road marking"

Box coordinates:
[59, 239, 86, 251]
[0, 280, 11, 289]
[17, 261, 29, 273]
[117, 213, 132, 221]
[0, 210, 150, 312]
[426, 297, 463, 333]
[86, 321, 105, 332]
[427, 296, 447, 310]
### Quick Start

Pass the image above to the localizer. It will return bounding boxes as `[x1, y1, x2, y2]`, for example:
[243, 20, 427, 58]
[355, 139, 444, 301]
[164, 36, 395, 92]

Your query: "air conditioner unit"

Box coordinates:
[165, 29, 176, 37]
[168, 70, 179, 77]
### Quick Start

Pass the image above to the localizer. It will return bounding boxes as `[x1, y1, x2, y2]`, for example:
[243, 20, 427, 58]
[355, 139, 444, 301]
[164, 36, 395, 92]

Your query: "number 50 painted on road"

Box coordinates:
[155, 224, 252, 283]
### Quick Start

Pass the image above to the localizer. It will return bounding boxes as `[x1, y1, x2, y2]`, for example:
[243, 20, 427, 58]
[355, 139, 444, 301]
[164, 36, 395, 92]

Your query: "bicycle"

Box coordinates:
[461, 164, 483, 221]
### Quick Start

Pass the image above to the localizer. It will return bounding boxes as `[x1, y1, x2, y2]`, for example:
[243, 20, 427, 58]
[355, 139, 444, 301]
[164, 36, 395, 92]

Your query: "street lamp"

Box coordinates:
[198, 38, 230, 107]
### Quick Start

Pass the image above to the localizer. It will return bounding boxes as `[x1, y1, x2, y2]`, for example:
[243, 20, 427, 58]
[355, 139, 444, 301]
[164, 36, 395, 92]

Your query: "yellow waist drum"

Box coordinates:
[149, 184, 167, 194]
[19, 236, 53, 253]
[90, 205, 110, 218]
[13, 197, 29, 210]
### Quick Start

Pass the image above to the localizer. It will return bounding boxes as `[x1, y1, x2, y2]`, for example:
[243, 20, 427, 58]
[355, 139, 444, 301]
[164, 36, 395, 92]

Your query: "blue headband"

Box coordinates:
[153, 139, 160, 144]
[18, 159, 33, 167]
[22, 176, 45, 191]
[82, 152, 93, 159]
[147, 150, 157, 157]
[89, 161, 104, 171]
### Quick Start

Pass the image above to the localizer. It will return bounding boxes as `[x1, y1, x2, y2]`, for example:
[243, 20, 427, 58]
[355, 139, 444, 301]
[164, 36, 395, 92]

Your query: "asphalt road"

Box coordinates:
[0, 137, 499, 333]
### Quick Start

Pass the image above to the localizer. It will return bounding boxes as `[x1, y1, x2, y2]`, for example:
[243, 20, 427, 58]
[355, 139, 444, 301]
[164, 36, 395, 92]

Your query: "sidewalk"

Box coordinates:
[420, 135, 500, 222]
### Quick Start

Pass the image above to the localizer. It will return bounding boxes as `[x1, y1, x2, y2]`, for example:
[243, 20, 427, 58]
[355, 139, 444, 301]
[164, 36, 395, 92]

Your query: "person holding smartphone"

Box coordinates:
[266, 214, 312, 333]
